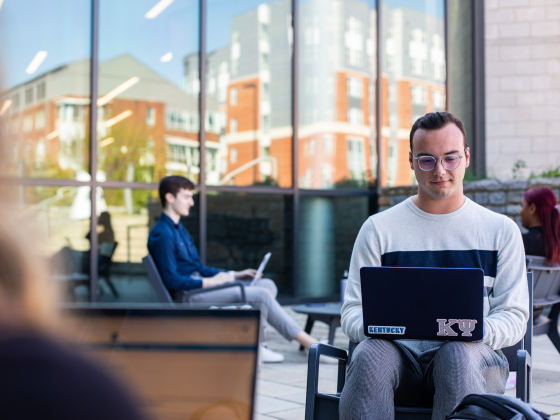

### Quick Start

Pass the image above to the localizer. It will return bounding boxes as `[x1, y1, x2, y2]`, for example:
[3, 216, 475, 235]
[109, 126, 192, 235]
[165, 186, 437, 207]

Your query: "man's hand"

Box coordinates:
[202, 272, 234, 288]
[234, 269, 261, 280]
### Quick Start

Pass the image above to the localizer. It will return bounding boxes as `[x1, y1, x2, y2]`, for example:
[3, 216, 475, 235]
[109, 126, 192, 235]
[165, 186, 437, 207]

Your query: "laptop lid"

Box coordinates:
[61, 305, 260, 420]
[360, 267, 484, 341]
[251, 252, 271, 285]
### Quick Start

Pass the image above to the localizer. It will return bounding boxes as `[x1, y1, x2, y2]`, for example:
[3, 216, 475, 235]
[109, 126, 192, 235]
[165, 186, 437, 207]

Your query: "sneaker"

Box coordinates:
[260, 345, 284, 363]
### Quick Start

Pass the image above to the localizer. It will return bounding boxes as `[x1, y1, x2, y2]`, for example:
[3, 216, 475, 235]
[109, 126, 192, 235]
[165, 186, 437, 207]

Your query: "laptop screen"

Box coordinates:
[61, 306, 260, 420]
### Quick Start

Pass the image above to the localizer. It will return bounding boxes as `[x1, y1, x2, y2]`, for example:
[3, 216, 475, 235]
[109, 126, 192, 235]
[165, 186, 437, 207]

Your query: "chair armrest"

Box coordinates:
[305, 343, 348, 420]
[182, 281, 247, 303]
[516, 349, 532, 403]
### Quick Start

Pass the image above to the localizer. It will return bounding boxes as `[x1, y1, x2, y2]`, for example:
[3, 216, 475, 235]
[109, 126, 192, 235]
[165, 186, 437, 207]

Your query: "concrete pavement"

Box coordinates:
[255, 307, 560, 419]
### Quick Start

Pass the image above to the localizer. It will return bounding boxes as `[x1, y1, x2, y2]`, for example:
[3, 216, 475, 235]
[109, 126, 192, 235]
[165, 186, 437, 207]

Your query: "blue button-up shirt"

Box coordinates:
[147, 213, 222, 291]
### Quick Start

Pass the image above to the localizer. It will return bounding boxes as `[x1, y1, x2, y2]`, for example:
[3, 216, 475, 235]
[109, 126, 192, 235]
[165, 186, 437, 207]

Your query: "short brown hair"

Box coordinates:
[159, 176, 195, 207]
[410, 111, 467, 152]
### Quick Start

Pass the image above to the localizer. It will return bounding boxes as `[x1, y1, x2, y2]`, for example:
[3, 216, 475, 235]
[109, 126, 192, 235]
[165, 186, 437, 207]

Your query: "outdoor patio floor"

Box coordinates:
[255, 307, 560, 420]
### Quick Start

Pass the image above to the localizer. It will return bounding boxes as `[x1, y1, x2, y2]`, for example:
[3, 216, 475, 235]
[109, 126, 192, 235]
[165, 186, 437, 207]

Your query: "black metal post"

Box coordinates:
[376, 1, 382, 188]
[444, 0, 450, 110]
[89, 0, 99, 302]
[473, 0, 486, 179]
[199, 0, 207, 263]
[291, 0, 299, 299]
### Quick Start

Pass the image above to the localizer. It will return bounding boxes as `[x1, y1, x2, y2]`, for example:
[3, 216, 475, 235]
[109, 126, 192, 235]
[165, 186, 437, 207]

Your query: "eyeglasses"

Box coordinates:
[414, 154, 464, 171]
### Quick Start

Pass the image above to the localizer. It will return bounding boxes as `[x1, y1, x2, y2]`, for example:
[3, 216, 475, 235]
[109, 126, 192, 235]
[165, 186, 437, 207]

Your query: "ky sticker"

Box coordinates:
[436, 319, 477, 337]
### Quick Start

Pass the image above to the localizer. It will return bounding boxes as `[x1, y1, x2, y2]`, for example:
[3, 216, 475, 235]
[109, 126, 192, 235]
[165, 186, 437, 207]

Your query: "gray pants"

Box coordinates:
[340, 339, 509, 420]
[189, 279, 302, 341]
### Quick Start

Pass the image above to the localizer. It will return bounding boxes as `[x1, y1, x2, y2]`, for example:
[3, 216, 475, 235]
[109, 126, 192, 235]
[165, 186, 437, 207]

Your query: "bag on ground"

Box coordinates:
[446, 394, 549, 420]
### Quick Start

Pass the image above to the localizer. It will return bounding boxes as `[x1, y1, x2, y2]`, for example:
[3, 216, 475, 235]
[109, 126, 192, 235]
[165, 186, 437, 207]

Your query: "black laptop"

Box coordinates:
[360, 267, 484, 341]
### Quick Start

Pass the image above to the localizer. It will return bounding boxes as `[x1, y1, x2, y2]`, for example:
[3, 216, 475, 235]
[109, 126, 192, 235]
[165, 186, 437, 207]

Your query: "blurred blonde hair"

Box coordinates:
[0, 205, 58, 330]
[0, 69, 58, 330]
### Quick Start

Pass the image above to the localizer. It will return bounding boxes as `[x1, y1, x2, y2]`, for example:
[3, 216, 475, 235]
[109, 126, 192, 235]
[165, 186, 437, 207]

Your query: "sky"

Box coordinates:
[0, 0, 443, 90]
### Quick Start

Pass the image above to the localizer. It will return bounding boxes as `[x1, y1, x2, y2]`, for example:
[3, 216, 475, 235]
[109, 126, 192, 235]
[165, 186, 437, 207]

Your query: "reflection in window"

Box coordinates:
[0, 1, 91, 179]
[348, 108, 364, 125]
[411, 86, 426, 105]
[324, 134, 334, 155]
[380, 0, 446, 187]
[433, 89, 445, 111]
[298, 0, 375, 190]
[98, 0, 200, 183]
[206, 0, 291, 187]
[35, 109, 45, 130]
[230, 87, 238, 105]
[206, 192, 294, 297]
[347, 77, 363, 98]
[347, 138, 366, 181]
[146, 107, 155, 127]
[299, 196, 369, 298]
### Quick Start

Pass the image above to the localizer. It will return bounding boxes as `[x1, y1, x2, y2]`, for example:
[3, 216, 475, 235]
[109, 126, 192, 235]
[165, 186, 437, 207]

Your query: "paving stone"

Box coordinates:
[255, 395, 302, 414]
[254, 414, 280, 420]
[267, 407, 306, 420]
[257, 380, 306, 397]
[255, 305, 560, 418]
[530, 402, 560, 417]
[274, 392, 307, 405]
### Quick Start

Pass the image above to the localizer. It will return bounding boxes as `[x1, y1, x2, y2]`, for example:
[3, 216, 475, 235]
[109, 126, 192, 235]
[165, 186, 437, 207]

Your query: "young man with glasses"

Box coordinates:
[340, 112, 529, 420]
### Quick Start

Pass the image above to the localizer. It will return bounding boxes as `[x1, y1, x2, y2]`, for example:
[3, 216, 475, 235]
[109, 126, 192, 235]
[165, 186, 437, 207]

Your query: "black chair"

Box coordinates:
[526, 255, 560, 354]
[305, 273, 534, 420]
[141, 254, 247, 305]
[98, 241, 119, 297]
[57, 243, 120, 299]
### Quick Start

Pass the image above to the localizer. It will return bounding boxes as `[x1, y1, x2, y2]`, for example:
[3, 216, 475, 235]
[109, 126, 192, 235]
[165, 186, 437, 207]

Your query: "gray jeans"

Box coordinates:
[188, 279, 302, 341]
[340, 339, 509, 420]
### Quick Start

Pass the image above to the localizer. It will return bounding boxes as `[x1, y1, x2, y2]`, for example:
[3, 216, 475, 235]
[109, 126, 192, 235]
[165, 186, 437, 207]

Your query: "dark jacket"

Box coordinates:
[147, 213, 221, 291]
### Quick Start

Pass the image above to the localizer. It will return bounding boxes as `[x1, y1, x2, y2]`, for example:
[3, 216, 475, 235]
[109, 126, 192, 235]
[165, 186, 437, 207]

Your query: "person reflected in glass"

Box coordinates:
[148, 176, 319, 362]
[86, 211, 116, 247]
[520, 186, 560, 265]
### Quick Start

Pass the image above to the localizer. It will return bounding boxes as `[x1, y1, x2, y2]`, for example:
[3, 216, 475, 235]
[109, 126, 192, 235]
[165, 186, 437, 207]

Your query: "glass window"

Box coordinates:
[98, 0, 200, 184]
[206, 192, 294, 298]
[14, 186, 91, 301]
[380, 0, 446, 187]
[298, 0, 376, 190]
[206, 0, 293, 188]
[0, 0, 91, 179]
[146, 106, 155, 127]
[230, 87, 238, 105]
[298, 195, 370, 298]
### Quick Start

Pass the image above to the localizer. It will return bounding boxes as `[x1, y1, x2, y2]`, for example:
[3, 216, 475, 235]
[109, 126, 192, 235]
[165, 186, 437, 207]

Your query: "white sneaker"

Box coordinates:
[260, 345, 285, 363]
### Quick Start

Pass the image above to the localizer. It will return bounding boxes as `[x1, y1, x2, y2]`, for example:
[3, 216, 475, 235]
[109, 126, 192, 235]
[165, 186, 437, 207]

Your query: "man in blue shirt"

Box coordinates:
[148, 176, 318, 362]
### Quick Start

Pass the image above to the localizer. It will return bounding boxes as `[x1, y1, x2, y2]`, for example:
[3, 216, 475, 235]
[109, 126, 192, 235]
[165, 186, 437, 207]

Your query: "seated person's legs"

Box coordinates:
[250, 278, 278, 299]
[188, 282, 303, 343]
[428, 341, 509, 420]
[340, 339, 425, 420]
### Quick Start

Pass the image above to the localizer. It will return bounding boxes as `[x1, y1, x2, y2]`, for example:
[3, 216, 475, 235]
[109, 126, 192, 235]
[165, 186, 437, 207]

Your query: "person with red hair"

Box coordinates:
[520, 186, 560, 265]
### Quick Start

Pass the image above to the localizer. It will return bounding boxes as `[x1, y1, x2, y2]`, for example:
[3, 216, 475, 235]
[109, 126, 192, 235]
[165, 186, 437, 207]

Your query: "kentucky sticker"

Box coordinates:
[368, 326, 406, 335]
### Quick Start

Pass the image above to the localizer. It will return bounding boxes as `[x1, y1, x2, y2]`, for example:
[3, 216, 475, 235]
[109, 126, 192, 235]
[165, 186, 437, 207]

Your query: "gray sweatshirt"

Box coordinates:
[341, 197, 529, 358]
